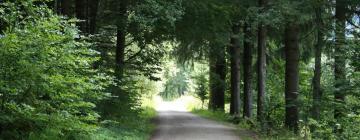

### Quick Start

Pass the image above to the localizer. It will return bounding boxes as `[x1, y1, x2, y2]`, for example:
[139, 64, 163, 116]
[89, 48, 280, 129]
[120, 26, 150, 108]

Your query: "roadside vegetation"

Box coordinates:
[192, 109, 299, 140]
[90, 106, 156, 140]
[0, 1, 162, 139]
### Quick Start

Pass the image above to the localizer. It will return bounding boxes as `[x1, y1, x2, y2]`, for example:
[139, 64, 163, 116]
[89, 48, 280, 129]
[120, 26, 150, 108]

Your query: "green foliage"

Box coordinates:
[160, 77, 188, 100]
[192, 71, 208, 107]
[192, 109, 300, 140]
[89, 107, 156, 140]
[0, 1, 112, 139]
[86, 0, 184, 138]
[159, 61, 190, 101]
[173, 0, 233, 62]
[95, 0, 183, 80]
[192, 109, 230, 122]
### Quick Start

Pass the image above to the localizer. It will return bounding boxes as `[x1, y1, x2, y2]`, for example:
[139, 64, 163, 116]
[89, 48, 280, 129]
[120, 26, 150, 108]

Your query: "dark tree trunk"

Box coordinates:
[89, 0, 100, 34]
[209, 44, 226, 111]
[0, 20, 2, 35]
[243, 23, 253, 118]
[56, 0, 61, 14]
[0, 18, 4, 35]
[116, 29, 126, 78]
[75, 0, 87, 33]
[284, 23, 300, 133]
[0, 0, 3, 33]
[45, 0, 56, 11]
[311, 6, 324, 121]
[44, 0, 56, 12]
[229, 24, 241, 116]
[334, 0, 346, 120]
[61, 0, 72, 16]
[257, 0, 267, 124]
[115, 0, 128, 79]
[209, 55, 216, 110]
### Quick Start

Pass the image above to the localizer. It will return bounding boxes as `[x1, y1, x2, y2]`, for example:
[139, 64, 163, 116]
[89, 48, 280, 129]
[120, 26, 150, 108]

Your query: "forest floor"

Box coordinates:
[150, 96, 257, 140]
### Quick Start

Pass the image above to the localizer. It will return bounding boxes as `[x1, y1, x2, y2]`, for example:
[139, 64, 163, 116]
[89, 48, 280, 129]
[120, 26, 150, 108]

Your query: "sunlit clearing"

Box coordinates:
[154, 95, 203, 112]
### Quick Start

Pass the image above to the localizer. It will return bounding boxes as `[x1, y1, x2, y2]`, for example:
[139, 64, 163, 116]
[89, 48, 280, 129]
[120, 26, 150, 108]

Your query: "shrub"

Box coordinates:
[0, 1, 112, 139]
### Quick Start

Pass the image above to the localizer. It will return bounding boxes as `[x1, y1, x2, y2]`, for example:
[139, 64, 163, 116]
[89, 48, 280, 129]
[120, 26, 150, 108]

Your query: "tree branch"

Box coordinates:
[124, 45, 146, 63]
[347, 19, 360, 29]
[125, 39, 136, 47]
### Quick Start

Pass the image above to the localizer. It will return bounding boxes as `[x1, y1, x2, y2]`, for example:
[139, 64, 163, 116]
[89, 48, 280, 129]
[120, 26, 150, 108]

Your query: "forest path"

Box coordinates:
[150, 111, 241, 140]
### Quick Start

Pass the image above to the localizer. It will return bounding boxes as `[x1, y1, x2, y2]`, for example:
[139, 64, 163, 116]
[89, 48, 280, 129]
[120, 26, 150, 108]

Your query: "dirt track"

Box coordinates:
[150, 111, 241, 140]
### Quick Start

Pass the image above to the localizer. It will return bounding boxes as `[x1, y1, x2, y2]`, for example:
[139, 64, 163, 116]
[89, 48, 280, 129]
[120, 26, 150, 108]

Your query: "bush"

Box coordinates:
[0, 1, 112, 139]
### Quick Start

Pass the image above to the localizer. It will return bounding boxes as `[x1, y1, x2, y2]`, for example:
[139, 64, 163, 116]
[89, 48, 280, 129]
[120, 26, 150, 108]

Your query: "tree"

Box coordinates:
[88, 0, 100, 34]
[334, 0, 347, 120]
[229, 24, 241, 116]
[0, 1, 112, 138]
[56, 0, 98, 34]
[209, 43, 226, 110]
[284, 23, 300, 133]
[114, 0, 128, 79]
[311, 1, 324, 121]
[243, 22, 253, 118]
[93, 0, 183, 119]
[75, 0, 87, 32]
[160, 66, 190, 101]
[194, 71, 209, 108]
[257, 0, 267, 124]
[95, 0, 182, 80]
[172, 0, 231, 111]
[60, 0, 72, 16]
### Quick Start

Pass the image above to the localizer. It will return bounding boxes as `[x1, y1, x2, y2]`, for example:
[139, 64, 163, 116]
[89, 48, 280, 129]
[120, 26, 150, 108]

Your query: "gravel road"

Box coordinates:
[150, 111, 241, 140]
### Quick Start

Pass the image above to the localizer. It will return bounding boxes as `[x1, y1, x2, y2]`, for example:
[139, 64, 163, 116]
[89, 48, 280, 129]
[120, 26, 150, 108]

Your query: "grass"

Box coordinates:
[26, 106, 157, 140]
[89, 107, 157, 140]
[191, 109, 300, 140]
[192, 109, 230, 122]
[191, 109, 258, 140]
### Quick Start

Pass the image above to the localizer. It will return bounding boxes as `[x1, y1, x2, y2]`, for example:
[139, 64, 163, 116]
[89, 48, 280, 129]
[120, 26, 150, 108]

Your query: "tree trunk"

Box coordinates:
[229, 24, 241, 116]
[61, 0, 72, 16]
[0, 0, 3, 34]
[75, 0, 87, 33]
[115, 0, 128, 79]
[243, 23, 253, 118]
[45, 0, 56, 12]
[0, 19, 4, 35]
[209, 44, 226, 111]
[284, 23, 300, 133]
[311, 6, 323, 121]
[89, 0, 100, 34]
[116, 29, 126, 78]
[257, 0, 267, 124]
[56, 0, 61, 14]
[334, 0, 346, 120]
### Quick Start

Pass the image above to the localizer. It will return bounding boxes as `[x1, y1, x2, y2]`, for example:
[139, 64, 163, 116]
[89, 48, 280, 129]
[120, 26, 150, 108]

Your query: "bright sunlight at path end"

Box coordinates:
[151, 96, 241, 140]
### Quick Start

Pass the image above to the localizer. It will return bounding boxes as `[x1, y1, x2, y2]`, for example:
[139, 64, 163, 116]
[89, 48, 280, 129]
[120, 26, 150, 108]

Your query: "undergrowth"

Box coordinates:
[89, 107, 156, 140]
[192, 109, 300, 140]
